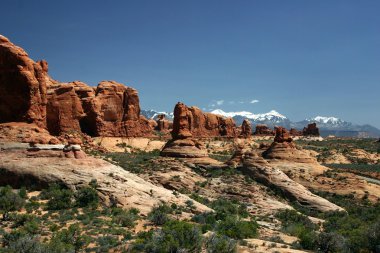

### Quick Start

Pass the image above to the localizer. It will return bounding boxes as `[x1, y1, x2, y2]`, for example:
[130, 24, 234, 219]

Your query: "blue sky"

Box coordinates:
[2, 0, 380, 127]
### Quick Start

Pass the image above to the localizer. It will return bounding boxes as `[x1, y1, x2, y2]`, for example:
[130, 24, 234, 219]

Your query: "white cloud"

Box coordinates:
[216, 100, 224, 106]
[250, 99, 259, 104]
[228, 101, 235, 105]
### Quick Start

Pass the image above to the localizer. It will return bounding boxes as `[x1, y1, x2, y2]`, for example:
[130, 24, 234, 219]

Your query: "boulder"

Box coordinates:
[303, 123, 320, 136]
[254, 124, 274, 136]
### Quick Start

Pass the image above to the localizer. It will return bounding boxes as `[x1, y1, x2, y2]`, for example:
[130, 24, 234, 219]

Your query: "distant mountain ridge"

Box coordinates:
[142, 109, 380, 138]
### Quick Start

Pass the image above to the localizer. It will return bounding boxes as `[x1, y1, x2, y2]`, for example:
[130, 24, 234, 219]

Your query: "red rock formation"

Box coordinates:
[171, 102, 237, 138]
[254, 124, 274, 136]
[46, 84, 85, 135]
[155, 114, 171, 132]
[77, 81, 153, 137]
[303, 123, 320, 136]
[0, 35, 153, 138]
[240, 119, 252, 138]
[0, 35, 48, 128]
[289, 128, 302, 136]
[273, 126, 293, 143]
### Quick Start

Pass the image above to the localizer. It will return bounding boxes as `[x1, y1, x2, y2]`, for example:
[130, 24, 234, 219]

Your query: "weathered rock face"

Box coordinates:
[161, 103, 218, 163]
[0, 35, 48, 128]
[0, 35, 153, 138]
[171, 102, 237, 138]
[155, 114, 171, 132]
[263, 126, 317, 163]
[303, 123, 320, 136]
[273, 126, 293, 143]
[254, 124, 274, 136]
[240, 119, 252, 138]
[241, 151, 344, 212]
[78, 81, 152, 137]
[46, 83, 85, 135]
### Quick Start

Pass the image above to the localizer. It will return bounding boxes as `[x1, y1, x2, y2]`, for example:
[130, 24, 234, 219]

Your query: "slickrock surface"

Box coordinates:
[0, 147, 210, 215]
[241, 152, 344, 212]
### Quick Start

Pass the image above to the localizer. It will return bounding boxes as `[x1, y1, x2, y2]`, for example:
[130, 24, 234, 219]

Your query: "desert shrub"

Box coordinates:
[0, 185, 25, 220]
[140, 220, 203, 253]
[316, 232, 348, 253]
[206, 233, 237, 253]
[41, 184, 73, 210]
[112, 208, 139, 228]
[148, 203, 173, 226]
[75, 185, 99, 208]
[275, 209, 317, 234]
[215, 215, 258, 239]
[5, 235, 46, 253]
[96, 235, 120, 251]
[50, 223, 90, 252]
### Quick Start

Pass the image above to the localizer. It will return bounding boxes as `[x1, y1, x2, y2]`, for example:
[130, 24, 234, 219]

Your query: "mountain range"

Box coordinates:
[141, 109, 380, 138]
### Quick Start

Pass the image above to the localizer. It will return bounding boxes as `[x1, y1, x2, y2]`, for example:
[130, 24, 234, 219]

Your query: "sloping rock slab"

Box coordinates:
[240, 152, 344, 213]
[0, 149, 210, 215]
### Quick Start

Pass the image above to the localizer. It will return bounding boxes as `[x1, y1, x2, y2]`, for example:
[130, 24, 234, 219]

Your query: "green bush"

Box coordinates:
[0, 185, 25, 220]
[141, 220, 203, 253]
[148, 203, 173, 226]
[216, 216, 258, 239]
[112, 208, 139, 228]
[206, 233, 237, 253]
[41, 184, 73, 210]
[75, 186, 99, 208]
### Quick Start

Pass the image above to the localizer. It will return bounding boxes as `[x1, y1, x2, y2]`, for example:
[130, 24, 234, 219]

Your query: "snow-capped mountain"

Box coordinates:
[210, 109, 292, 128]
[141, 109, 174, 120]
[141, 109, 380, 137]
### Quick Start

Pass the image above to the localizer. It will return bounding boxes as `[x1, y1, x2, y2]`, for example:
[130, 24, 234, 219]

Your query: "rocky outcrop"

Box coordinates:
[169, 102, 237, 138]
[254, 124, 274, 136]
[46, 83, 85, 135]
[161, 103, 208, 158]
[273, 126, 293, 143]
[303, 123, 320, 136]
[0, 35, 153, 139]
[0, 122, 60, 144]
[289, 128, 302, 136]
[78, 81, 153, 137]
[263, 127, 316, 163]
[155, 114, 171, 132]
[240, 119, 252, 138]
[0, 35, 48, 128]
[240, 151, 344, 212]
[0, 147, 211, 215]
